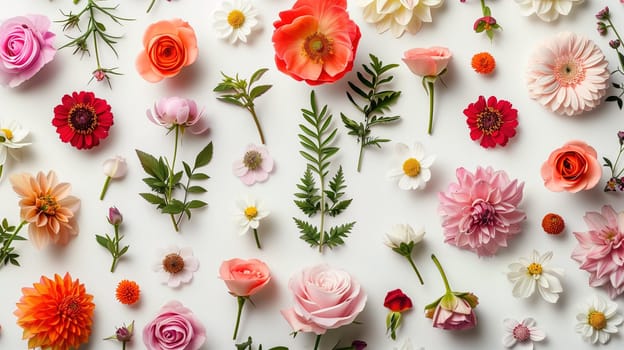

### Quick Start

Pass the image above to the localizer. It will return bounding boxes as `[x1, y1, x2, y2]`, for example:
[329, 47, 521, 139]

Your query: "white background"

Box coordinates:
[1, 0, 624, 349]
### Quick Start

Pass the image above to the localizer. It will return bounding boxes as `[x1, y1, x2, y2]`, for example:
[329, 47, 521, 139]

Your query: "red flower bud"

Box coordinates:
[383, 289, 413, 312]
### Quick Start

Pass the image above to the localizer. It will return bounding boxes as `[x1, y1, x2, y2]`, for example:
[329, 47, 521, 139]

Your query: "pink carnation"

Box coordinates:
[438, 166, 526, 256]
[572, 205, 624, 299]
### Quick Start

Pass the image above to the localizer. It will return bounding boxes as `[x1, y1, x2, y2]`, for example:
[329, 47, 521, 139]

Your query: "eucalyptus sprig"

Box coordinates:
[214, 68, 273, 144]
[57, 0, 133, 86]
[235, 336, 288, 350]
[294, 91, 355, 253]
[341, 54, 401, 172]
[0, 218, 27, 268]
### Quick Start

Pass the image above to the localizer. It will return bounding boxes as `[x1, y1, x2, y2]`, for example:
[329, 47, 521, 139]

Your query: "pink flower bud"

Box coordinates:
[108, 207, 123, 226]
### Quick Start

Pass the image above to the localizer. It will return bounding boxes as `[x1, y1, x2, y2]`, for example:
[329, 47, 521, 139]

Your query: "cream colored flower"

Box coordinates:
[102, 156, 127, 178]
[358, 0, 444, 38]
[0, 120, 31, 177]
[507, 250, 564, 303]
[384, 224, 425, 249]
[213, 0, 259, 44]
[387, 142, 435, 190]
[235, 196, 269, 236]
[575, 295, 623, 344]
[514, 0, 584, 22]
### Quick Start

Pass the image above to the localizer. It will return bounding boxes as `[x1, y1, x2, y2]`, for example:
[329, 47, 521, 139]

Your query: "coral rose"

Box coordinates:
[219, 258, 271, 297]
[281, 264, 367, 335]
[136, 19, 198, 83]
[142, 301, 206, 350]
[402, 47, 451, 77]
[540, 140, 601, 192]
[272, 0, 361, 85]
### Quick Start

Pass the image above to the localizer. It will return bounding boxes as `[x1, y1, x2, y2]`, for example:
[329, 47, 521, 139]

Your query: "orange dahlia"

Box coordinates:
[116, 279, 140, 305]
[15, 273, 95, 350]
[10, 170, 80, 249]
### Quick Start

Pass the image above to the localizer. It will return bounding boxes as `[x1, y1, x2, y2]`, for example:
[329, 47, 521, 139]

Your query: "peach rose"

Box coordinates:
[402, 47, 451, 77]
[219, 258, 271, 297]
[540, 140, 601, 193]
[136, 18, 198, 83]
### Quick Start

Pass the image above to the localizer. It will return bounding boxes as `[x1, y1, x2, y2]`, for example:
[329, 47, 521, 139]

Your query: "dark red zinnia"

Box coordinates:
[463, 95, 518, 148]
[52, 91, 114, 150]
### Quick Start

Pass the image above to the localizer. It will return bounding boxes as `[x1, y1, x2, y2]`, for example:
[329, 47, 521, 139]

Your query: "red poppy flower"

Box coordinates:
[52, 91, 114, 149]
[463, 95, 518, 148]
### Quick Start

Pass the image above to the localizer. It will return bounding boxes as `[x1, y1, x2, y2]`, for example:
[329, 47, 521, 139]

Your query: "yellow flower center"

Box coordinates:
[162, 253, 185, 274]
[527, 263, 543, 275]
[402, 158, 421, 177]
[227, 10, 246, 29]
[588, 311, 607, 330]
[36, 195, 59, 216]
[303, 32, 333, 64]
[0, 128, 13, 140]
[245, 206, 258, 220]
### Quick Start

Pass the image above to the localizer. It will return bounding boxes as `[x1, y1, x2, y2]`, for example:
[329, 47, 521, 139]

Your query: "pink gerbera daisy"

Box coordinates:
[572, 205, 624, 299]
[438, 166, 526, 257]
[526, 32, 609, 116]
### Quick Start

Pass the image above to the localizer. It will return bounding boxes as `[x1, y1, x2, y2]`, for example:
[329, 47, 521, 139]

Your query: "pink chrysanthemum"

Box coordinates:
[526, 32, 609, 116]
[572, 205, 624, 299]
[438, 166, 526, 257]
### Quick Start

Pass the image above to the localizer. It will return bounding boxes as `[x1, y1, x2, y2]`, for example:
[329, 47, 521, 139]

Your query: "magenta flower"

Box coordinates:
[142, 301, 206, 350]
[572, 205, 624, 299]
[147, 97, 208, 134]
[233, 144, 274, 185]
[438, 166, 526, 257]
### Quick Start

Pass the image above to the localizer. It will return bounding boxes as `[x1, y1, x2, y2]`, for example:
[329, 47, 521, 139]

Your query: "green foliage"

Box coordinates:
[0, 219, 27, 268]
[235, 336, 288, 350]
[294, 91, 355, 252]
[341, 54, 401, 171]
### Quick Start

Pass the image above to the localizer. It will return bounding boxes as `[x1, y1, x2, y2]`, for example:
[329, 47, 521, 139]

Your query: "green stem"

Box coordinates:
[431, 254, 452, 293]
[0, 220, 26, 262]
[406, 255, 424, 285]
[88, 1, 101, 69]
[318, 174, 326, 253]
[480, 0, 487, 14]
[110, 224, 120, 273]
[147, 0, 156, 13]
[314, 334, 322, 350]
[232, 296, 246, 340]
[167, 126, 180, 232]
[248, 106, 266, 145]
[608, 18, 624, 48]
[426, 81, 435, 135]
[99, 176, 111, 200]
[356, 138, 365, 172]
[122, 341, 126, 350]
[252, 228, 262, 249]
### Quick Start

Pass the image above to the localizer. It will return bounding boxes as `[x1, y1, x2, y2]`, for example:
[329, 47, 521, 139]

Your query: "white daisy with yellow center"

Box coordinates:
[575, 294, 623, 344]
[236, 195, 269, 236]
[387, 142, 435, 190]
[213, 0, 259, 44]
[0, 120, 31, 178]
[507, 250, 564, 303]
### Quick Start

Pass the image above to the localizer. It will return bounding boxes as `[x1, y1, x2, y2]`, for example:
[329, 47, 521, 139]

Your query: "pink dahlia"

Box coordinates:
[572, 205, 624, 299]
[526, 32, 609, 116]
[438, 166, 526, 257]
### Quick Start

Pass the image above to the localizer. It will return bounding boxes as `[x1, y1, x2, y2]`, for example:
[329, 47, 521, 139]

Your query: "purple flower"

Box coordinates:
[147, 97, 209, 134]
[618, 131, 624, 145]
[0, 15, 56, 88]
[610, 39, 621, 49]
[597, 22, 608, 35]
[351, 340, 367, 350]
[143, 301, 206, 350]
[596, 6, 610, 20]
[107, 207, 123, 226]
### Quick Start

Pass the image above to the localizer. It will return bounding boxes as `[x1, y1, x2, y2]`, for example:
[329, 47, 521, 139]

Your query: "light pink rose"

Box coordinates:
[142, 300, 206, 350]
[0, 15, 56, 87]
[402, 47, 452, 77]
[219, 258, 271, 297]
[147, 97, 208, 134]
[281, 264, 367, 335]
[540, 140, 601, 193]
[431, 296, 477, 330]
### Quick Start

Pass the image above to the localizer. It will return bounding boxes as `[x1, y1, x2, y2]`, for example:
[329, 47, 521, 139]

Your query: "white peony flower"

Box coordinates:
[514, 0, 584, 22]
[358, 0, 445, 38]
[502, 317, 546, 349]
[507, 250, 564, 303]
[213, 0, 259, 44]
[575, 295, 623, 344]
[387, 142, 435, 191]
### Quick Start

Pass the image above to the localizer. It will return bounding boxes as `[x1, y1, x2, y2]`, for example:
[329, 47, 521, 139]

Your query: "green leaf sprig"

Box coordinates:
[136, 130, 213, 232]
[214, 68, 273, 144]
[95, 207, 127, 272]
[341, 54, 401, 172]
[235, 336, 288, 350]
[0, 219, 27, 268]
[57, 0, 133, 87]
[294, 91, 355, 253]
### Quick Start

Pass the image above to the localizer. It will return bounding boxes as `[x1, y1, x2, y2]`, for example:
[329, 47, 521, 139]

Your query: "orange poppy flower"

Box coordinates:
[15, 273, 95, 350]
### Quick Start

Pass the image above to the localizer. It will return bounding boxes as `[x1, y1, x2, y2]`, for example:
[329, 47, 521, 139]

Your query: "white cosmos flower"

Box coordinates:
[213, 0, 259, 44]
[152, 245, 199, 288]
[384, 224, 425, 250]
[358, 0, 444, 38]
[0, 120, 31, 170]
[503, 317, 546, 349]
[507, 250, 564, 303]
[575, 295, 623, 344]
[235, 195, 269, 236]
[514, 0, 584, 22]
[387, 142, 435, 191]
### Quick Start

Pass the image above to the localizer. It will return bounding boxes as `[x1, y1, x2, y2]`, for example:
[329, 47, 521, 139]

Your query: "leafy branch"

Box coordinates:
[214, 68, 272, 144]
[294, 91, 355, 253]
[235, 336, 288, 350]
[341, 54, 400, 172]
[95, 207, 127, 272]
[0, 219, 27, 268]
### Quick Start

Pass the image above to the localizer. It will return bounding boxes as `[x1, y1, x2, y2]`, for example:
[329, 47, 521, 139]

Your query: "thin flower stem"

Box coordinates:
[110, 224, 120, 272]
[314, 334, 322, 350]
[88, 1, 101, 69]
[122, 342, 126, 350]
[608, 18, 624, 47]
[427, 81, 435, 135]
[100, 176, 111, 200]
[356, 139, 365, 172]
[233, 296, 246, 340]
[253, 228, 262, 249]
[406, 255, 424, 285]
[248, 107, 266, 145]
[168, 126, 180, 232]
[147, 0, 156, 13]
[480, 0, 487, 14]
[615, 146, 624, 177]
[431, 254, 452, 294]
[318, 168, 326, 253]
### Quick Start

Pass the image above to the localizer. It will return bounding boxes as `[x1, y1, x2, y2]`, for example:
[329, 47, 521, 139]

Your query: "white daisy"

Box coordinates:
[0, 120, 31, 177]
[235, 195, 269, 248]
[575, 295, 623, 344]
[514, 0, 584, 22]
[213, 0, 259, 44]
[387, 142, 435, 190]
[507, 250, 564, 303]
[152, 245, 199, 288]
[503, 317, 546, 349]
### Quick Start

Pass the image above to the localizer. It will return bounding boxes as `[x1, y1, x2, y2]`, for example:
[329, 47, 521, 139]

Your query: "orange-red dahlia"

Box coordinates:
[10, 170, 80, 249]
[52, 91, 114, 150]
[116, 279, 140, 305]
[471, 52, 495, 74]
[15, 273, 95, 350]
[272, 0, 361, 85]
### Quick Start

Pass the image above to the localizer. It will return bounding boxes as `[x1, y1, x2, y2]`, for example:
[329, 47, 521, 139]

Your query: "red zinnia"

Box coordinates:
[463, 95, 518, 148]
[52, 91, 114, 150]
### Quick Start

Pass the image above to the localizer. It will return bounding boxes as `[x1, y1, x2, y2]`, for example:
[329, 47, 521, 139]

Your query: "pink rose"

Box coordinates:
[0, 15, 55, 87]
[147, 97, 208, 134]
[219, 258, 271, 296]
[540, 140, 601, 193]
[142, 301, 206, 350]
[431, 295, 478, 330]
[402, 47, 451, 77]
[281, 264, 367, 335]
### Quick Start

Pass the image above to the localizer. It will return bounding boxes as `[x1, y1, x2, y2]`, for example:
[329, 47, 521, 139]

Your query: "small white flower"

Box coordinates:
[213, 0, 259, 44]
[503, 317, 546, 349]
[0, 120, 31, 171]
[235, 196, 269, 236]
[358, 0, 444, 38]
[152, 245, 199, 288]
[514, 0, 584, 22]
[102, 155, 128, 178]
[384, 224, 425, 250]
[394, 338, 424, 350]
[507, 250, 564, 303]
[387, 142, 435, 190]
[575, 295, 623, 344]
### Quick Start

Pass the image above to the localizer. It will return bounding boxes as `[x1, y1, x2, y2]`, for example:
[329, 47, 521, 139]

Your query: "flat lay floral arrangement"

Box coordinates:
[2, 0, 624, 349]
